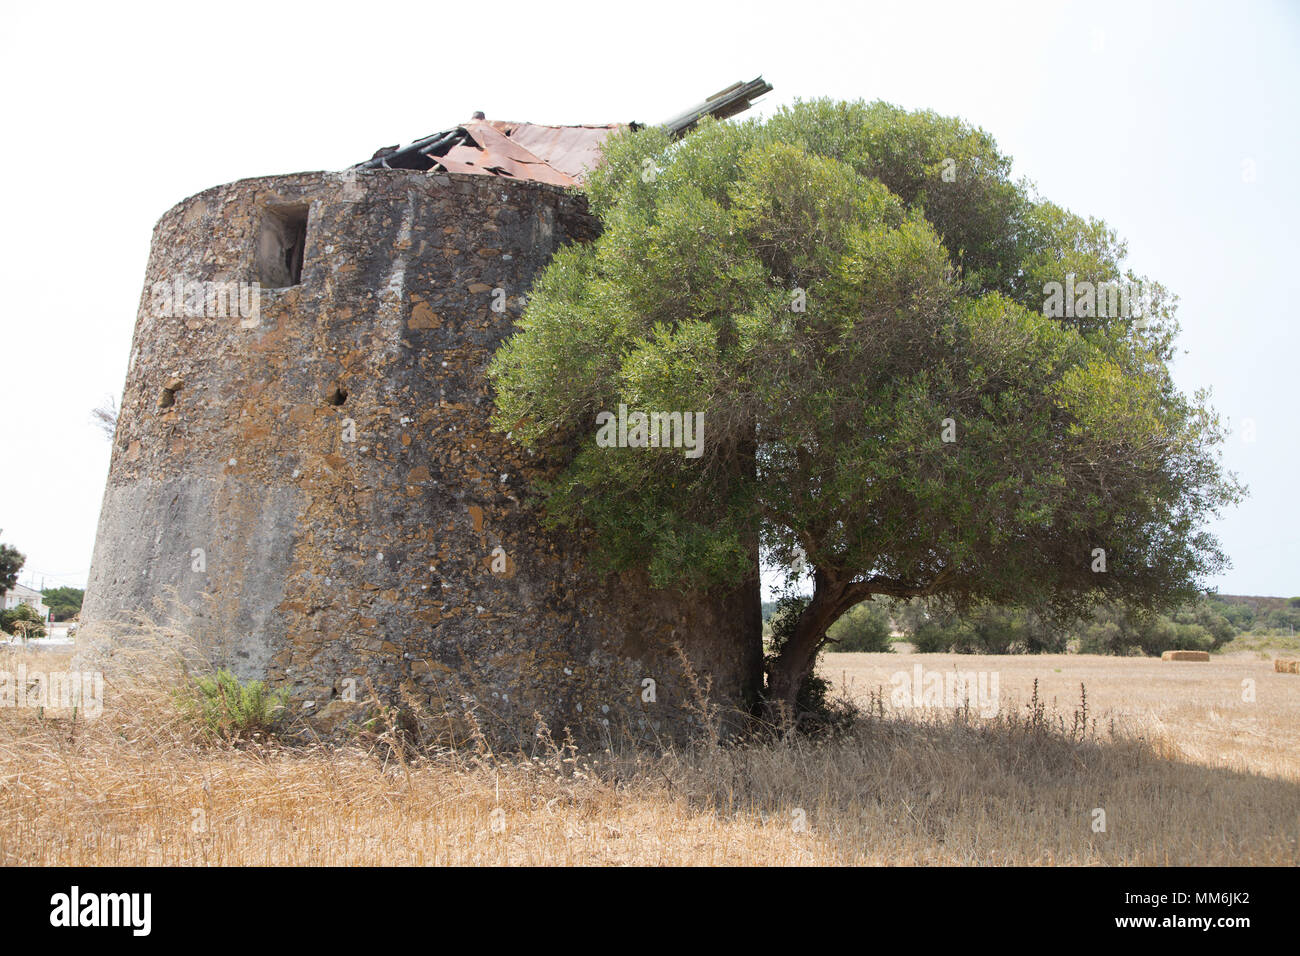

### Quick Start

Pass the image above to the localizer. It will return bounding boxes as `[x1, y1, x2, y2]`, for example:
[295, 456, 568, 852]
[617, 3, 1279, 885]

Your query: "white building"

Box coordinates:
[2, 582, 50, 620]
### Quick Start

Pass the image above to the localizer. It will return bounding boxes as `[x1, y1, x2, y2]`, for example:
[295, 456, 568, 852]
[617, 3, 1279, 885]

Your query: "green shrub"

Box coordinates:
[1, 604, 46, 639]
[1137, 619, 1214, 655]
[178, 668, 288, 740]
[826, 601, 893, 652]
[1077, 619, 1125, 655]
[911, 617, 965, 653]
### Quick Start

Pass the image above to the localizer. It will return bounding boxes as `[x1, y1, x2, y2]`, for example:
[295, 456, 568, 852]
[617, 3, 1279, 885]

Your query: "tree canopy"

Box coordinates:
[0, 532, 24, 594]
[488, 99, 1243, 714]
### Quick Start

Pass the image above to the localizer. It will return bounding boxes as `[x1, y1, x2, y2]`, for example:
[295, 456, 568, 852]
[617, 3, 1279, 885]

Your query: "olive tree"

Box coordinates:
[489, 100, 1242, 717]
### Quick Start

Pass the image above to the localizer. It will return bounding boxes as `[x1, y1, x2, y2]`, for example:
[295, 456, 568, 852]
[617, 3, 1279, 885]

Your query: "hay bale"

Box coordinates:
[1161, 650, 1210, 662]
[1274, 658, 1300, 674]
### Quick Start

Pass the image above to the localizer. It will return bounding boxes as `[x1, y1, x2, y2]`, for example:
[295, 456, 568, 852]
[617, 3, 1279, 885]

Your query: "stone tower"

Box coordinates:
[80, 137, 762, 742]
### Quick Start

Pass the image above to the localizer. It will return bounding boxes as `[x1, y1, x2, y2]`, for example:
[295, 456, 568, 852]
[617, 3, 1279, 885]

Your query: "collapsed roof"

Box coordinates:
[359, 120, 623, 187]
[354, 76, 773, 187]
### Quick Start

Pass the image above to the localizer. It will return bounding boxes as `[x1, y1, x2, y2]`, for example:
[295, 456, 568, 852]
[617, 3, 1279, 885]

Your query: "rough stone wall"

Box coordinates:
[82, 168, 761, 743]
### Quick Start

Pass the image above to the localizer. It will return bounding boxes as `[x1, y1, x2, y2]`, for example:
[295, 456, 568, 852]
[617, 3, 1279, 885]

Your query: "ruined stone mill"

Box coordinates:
[81, 79, 773, 740]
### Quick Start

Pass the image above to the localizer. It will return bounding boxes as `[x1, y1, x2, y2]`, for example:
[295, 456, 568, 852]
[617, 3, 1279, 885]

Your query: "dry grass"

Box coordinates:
[1, 642, 1298, 866]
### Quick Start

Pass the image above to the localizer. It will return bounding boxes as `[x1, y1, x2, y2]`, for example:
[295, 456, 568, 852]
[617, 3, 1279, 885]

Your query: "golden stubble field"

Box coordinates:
[826, 650, 1300, 782]
[1, 642, 1297, 866]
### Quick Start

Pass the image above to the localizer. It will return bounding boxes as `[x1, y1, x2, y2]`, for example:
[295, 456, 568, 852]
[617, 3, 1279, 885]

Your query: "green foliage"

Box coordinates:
[911, 616, 969, 653]
[762, 99, 1030, 299]
[41, 586, 84, 622]
[0, 532, 23, 594]
[826, 600, 893, 652]
[489, 99, 1243, 707]
[1201, 595, 1300, 636]
[0, 603, 46, 638]
[492, 101, 1238, 611]
[1074, 604, 1220, 656]
[1257, 605, 1300, 633]
[903, 603, 1064, 654]
[894, 594, 1240, 656]
[1190, 602, 1236, 646]
[178, 669, 289, 740]
[1209, 596, 1256, 631]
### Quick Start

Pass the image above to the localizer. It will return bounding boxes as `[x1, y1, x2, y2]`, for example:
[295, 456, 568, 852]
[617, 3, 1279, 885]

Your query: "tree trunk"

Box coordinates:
[765, 569, 848, 720]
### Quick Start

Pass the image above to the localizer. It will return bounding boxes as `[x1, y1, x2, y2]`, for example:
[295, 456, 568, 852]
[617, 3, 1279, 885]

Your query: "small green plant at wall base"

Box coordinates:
[178, 669, 289, 740]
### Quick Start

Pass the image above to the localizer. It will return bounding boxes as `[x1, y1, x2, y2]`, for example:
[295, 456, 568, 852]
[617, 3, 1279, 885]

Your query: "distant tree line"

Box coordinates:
[762, 594, 1300, 656]
[41, 586, 84, 622]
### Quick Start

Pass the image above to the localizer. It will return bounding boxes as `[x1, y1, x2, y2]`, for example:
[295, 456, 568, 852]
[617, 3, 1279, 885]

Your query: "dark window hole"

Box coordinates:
[256, 204, 309, 288]
[325, 386, 348, 406]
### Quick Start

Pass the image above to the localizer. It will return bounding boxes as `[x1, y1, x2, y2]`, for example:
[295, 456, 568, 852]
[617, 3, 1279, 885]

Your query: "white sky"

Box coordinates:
[0, 0, 1296, 598]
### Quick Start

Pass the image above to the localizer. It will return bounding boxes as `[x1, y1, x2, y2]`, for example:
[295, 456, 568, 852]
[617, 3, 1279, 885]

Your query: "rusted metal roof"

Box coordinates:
[357, 119, 624, 186]
[483, 122, 619, 181]
[436, 121, 619, 187]
[354, 77, 772, 183]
